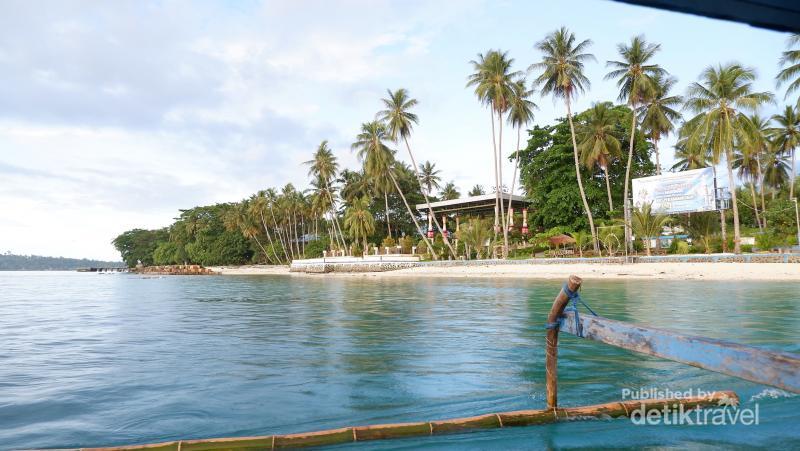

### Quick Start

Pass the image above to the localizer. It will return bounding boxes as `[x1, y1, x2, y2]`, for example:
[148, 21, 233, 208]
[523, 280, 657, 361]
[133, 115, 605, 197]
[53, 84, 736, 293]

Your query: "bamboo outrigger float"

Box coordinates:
[76, 275, 799, 450]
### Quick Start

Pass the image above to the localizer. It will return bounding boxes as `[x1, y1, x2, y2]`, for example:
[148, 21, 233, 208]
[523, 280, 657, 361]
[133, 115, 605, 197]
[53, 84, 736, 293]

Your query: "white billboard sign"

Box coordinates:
[632, 168, 717, 214]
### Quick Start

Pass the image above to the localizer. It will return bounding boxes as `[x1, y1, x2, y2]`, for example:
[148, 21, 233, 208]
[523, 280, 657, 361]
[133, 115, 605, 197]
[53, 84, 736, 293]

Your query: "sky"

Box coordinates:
[0, 0, 793, 261]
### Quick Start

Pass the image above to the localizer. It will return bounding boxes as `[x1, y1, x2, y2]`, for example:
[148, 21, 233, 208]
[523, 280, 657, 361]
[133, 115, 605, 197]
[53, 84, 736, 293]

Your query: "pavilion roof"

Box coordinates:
[415, 193, 531, 216]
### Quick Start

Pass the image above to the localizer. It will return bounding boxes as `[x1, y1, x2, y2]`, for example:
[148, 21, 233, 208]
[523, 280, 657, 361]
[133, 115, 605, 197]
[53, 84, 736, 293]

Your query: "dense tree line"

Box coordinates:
[113, 28, 800, 265]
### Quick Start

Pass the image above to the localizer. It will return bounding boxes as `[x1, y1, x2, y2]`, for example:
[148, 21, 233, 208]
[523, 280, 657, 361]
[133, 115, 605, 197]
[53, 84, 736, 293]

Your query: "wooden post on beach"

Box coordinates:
[546, 275, 582, 408]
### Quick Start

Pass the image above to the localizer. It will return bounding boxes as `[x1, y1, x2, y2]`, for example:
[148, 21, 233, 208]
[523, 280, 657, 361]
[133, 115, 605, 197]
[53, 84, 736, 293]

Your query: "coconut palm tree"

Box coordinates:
[457, 218, 493, 259]
[304, 141, 347, 249]
[250, 192, 284, 264]
[468, 184, 485, 196]
[770, 105, 800, 200]
[418, 161, 442, 194]
[264, 188, 292, 262]
[605, 35, 664, 252]
[378, 89, 456, 257]
[733, 137, 763, 232]
[225, 201, 271, 262]
[639, 73, 682, 174]
[764, 145, 792, 197]
[684, 63, 773, 253]
[631, 202, 671, 256]
[467, 49, 521, 257]
[440, 182, 460, 200]
[742, 114, 772, 229]
[344, 197, 375, 255]
[505, 78, 537, 229]
[776, 34, 800, 106]
[577, 102, 622, 210]
[570, 230, 590, 258]
[351, 121, 438, 257]
[529, 27, 598, 252]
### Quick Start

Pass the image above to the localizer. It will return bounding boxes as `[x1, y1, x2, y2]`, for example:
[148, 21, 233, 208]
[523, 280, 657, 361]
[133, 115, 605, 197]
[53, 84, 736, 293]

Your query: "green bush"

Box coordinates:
[381, 236, 396, 248]
[399, 236, 414, 254]
[668, 239, 689, 254]
[304, 239, 329, 259]
[741, 244, 753, 253]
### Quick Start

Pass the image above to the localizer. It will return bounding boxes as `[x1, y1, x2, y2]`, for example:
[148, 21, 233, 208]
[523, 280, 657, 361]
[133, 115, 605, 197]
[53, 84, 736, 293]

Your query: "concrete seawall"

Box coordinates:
[290, 253, 800, 274]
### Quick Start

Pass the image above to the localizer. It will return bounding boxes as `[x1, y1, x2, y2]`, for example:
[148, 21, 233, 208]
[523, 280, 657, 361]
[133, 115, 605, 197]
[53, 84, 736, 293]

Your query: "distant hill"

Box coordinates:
[0, 253, 125, 271]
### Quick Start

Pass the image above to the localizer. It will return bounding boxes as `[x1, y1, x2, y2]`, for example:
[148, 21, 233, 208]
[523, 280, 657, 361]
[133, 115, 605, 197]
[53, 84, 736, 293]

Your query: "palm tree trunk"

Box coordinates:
[566, 96, 598, 252]
[384, 191, 392, 238]
[756, 152, 767, 229]
[603, 166, 614, 210]
[490, 111, 500, 239]
[402, 137, 455, 258]
[623, 103, 637, 254]
[750, 182, 762, 233]
[505, 127, 522, 238]
[270, 207, 292, 263]
[713, 165, 728, 253]
[388, 171, 438, 258]
[654, 136, 661, 175]
[497, 110, 509, 258]
[252, 235, 271, 264]
[324, 180, 347, 248]
[725, 148, 741, 254]
[259, 210, 284, 264]
[791, 147, 796, 200]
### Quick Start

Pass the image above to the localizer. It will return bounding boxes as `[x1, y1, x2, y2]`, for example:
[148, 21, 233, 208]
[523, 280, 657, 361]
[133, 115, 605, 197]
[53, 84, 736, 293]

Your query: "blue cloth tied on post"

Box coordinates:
[545, 283, 598, 338]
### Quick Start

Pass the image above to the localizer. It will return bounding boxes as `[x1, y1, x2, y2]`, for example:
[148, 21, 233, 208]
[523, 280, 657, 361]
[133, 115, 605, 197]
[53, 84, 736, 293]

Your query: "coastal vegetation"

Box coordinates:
[113, 29, 800, 267]
[0, 252, 123, 270]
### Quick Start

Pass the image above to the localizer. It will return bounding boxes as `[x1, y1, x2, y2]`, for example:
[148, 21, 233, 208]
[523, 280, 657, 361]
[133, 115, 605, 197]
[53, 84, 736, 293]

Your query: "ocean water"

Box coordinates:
[0, 271, 798, 450]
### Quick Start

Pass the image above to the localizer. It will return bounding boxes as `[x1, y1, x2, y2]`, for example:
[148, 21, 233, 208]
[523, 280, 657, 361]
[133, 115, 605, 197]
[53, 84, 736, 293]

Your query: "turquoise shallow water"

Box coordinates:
[0, 271, 798, 450]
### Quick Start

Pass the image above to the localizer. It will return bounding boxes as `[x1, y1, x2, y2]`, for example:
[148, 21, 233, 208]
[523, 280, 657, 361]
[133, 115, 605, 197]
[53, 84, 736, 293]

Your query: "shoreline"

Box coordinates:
[209, 262, 800, 281]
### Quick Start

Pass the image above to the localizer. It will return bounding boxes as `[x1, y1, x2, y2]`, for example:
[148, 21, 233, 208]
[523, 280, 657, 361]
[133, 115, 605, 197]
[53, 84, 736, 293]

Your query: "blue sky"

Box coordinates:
[0, 0, 792, 261]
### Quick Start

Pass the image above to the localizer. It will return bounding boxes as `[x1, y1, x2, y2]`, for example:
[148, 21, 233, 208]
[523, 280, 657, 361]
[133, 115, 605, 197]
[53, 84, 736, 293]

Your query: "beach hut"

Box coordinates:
[548, 234, 576, 257]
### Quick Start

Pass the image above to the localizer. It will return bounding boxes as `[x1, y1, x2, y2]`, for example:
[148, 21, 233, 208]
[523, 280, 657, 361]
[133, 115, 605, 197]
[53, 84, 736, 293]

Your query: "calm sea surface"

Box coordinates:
[1, 271, 799, 449]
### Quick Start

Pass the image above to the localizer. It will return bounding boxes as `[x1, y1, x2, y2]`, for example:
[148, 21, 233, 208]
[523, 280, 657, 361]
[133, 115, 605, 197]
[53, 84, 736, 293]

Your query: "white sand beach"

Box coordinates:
[211, 262, 800, 281]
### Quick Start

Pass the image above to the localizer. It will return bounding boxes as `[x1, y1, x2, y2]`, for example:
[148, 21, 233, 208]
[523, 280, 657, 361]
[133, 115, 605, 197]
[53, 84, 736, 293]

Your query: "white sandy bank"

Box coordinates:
[210, 262, 800, 281]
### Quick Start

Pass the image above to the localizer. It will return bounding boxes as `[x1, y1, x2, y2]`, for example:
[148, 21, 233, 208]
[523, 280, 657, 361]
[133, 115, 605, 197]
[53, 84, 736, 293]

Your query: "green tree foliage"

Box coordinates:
[518, 104, 655, 231]
[112, 228, 168, 267]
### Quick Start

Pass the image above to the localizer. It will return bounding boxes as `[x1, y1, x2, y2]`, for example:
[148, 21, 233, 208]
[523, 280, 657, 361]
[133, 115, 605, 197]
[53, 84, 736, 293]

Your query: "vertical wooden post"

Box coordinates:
[546, 275, 582, 408]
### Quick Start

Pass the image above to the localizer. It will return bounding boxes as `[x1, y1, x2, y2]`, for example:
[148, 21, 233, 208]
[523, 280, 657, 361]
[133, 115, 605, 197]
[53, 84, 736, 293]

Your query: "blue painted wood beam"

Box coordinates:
[559, 310, 800, 393]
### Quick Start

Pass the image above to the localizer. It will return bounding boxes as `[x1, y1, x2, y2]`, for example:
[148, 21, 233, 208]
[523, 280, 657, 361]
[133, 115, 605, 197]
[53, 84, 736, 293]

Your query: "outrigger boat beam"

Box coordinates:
[555, 284, 800, 395]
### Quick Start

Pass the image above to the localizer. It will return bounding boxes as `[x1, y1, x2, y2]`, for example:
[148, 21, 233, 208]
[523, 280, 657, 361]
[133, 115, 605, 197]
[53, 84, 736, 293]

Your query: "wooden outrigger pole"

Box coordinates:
[548, 276, 800, 398]
[78, 275, 780, 451]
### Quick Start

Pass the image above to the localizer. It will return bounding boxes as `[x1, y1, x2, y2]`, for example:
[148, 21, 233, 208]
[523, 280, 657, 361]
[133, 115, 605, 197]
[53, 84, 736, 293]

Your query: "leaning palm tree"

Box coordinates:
[529, 27, 598, 251]
[733, 139, 763, 232]
[605, 35, 664, 252]
[639, 73, 682, 174]
[378, 89, 456, 257]
[418, 160, 442, 194]
[344, 196, 375, 255]
[467, 49, 521, 257]
[351, 121, 438, 258]
[225, 201, 271, 263]
[440, 182, 460, 200]
[776, 34, 800, 106]
[684, 63, 774, 253]
[631, 202, 671, 256]
[741, 114, 773, 229]
[304, 141, 346, 249]
[671, 135, 712, 171]
[250, 192, 285, 264]
[770, 105, 800, 199]
[505, 78, 537, 229]
[577, 102, 622, 210]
